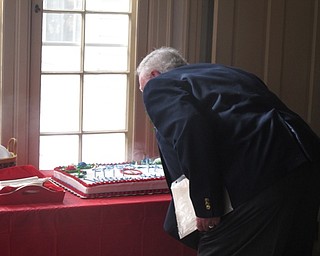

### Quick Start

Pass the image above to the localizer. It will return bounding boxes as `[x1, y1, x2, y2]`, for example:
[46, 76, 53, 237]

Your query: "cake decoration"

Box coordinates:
[52, 159, 169, 198]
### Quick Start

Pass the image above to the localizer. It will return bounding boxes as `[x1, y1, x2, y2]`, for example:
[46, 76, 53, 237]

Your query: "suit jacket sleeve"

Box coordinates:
[143, 77, 225, 218]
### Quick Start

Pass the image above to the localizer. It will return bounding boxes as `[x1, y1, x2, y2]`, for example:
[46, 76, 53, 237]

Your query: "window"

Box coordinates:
[38, 0, 137, 169]
[1, 0, 209, 169]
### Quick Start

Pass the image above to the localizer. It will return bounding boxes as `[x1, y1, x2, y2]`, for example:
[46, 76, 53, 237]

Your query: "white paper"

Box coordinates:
[171, 175, 197, 239]
[0, 176, 48, 190]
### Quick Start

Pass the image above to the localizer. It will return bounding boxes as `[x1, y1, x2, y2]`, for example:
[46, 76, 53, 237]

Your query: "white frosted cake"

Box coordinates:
[52, 161, 169, 198]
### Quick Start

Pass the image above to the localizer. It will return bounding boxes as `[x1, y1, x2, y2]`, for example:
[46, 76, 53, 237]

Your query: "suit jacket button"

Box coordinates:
[205, 198, 211, 210]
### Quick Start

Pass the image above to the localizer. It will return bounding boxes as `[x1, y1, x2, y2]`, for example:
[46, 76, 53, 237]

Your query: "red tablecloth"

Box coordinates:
[0, 171, 197, 256]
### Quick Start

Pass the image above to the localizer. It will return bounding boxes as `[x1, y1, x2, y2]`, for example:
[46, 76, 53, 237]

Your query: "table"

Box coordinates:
[0, 171, 197, 256]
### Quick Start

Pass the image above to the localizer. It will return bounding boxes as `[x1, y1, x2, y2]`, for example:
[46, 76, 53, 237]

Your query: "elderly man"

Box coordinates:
[137, 47, 320, 256]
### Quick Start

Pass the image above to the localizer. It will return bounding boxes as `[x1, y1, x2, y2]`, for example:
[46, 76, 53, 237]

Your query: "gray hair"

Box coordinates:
[136, 47, 188, 76]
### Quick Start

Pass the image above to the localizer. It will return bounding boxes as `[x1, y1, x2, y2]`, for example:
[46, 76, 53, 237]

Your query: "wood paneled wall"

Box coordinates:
[212, 0, 320, 136]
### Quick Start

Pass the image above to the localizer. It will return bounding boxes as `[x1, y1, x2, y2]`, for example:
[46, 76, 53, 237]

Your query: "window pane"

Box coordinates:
[82, 134, 126, 163]
[86, 14, 129, 45]
[42, 45, 82, 71]
[84, 46, 128, 71]
[40, 135, 79, 170]
[84, 14, 129, 71]
[40, 75, 80, 132]
[42, 13, 81, 71]
[86, 0, 130, 12]
[83, 74, 127, 131]
[43, 0, 83, 11]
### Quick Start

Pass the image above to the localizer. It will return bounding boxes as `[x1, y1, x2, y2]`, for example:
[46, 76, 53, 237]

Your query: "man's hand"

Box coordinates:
[196, 216, 221, 232]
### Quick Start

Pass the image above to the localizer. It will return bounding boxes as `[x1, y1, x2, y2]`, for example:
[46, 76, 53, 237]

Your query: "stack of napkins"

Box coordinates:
[0, 176, 49, 193]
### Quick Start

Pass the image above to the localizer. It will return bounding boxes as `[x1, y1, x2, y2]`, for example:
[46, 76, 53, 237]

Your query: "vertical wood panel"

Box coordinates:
[232, 0, 268, 77]
[134, 0, 174, 160]
[264, 0, 285, 95]
[280, 0, 315, 118]
[1, 0, 16, 144]
[29, 0, 43, 168]
[212, 0, 236, 64]
[172, 0, 189, 54]
[134, 0, 152, 160]
[310, 0, 320, 134]
[186, 0, 201, 62]
[148, 0, 172, 48]
[14, 0, 31, 165]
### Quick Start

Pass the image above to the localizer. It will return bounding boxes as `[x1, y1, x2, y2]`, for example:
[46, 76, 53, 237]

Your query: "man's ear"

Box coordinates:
[150, 70, 161, 78]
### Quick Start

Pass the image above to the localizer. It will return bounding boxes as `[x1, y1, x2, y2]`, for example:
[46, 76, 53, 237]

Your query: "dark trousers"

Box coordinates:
[198, 162, 320, 256]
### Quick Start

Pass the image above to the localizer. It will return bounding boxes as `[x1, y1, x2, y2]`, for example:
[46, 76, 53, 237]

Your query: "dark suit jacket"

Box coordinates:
[143, 63, 320, 246]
